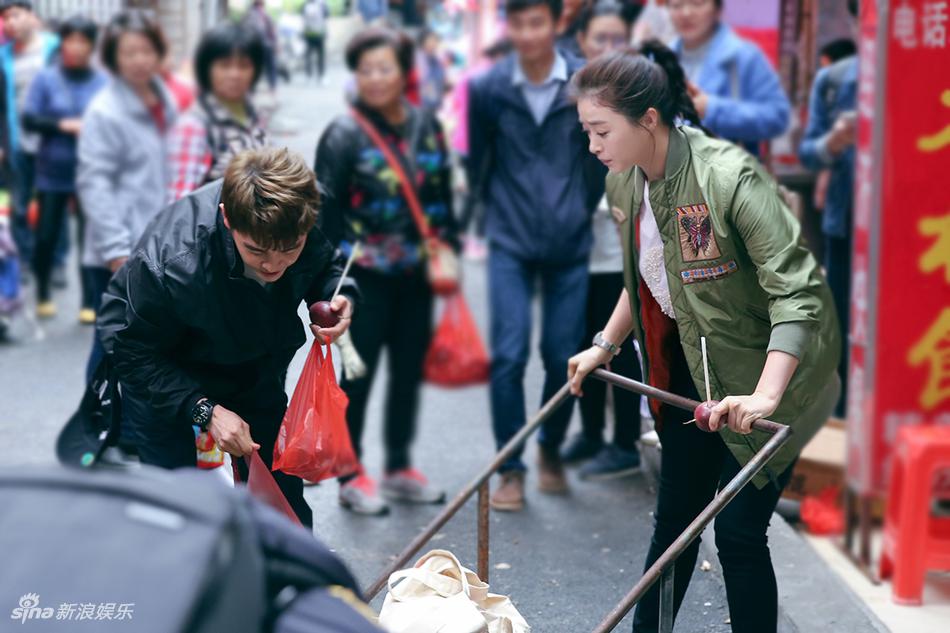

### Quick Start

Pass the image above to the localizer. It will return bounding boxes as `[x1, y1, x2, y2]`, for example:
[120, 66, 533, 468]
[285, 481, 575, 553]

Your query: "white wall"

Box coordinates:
[33, 0, 126, 23]
[33, 1, 227, 70]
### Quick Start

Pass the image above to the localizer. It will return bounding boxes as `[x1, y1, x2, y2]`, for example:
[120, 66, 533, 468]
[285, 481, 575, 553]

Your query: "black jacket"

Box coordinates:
[314, 101, 458, 275]
[98, 180, 358, 427]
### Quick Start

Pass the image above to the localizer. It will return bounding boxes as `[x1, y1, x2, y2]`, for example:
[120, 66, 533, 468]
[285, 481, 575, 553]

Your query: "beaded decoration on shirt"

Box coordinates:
[641, 245, 676, 319]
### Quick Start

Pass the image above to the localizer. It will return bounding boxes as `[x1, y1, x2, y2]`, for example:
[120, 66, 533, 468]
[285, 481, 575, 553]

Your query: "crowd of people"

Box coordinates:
[0, 1, 861, 632]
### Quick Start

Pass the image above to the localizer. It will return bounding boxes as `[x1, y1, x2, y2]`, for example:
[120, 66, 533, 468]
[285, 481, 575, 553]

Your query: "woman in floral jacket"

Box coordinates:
[315, 27, 458, 517]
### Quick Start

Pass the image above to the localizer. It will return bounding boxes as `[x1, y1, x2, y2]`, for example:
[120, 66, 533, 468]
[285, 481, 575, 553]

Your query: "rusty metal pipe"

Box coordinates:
[591, 423, 792, 632]
[364, 383, 574, 599]
[591, 369, 787, 435]
[363, 369, 791, 615]
[478, 480, 490, 582]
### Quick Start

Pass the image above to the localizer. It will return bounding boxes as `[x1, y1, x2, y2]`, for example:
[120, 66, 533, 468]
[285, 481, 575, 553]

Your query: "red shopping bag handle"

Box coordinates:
[242, 450, 302, 526]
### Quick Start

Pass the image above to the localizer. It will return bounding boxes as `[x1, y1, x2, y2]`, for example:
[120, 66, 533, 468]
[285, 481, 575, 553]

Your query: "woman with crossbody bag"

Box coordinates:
[314, 27, 459, 516]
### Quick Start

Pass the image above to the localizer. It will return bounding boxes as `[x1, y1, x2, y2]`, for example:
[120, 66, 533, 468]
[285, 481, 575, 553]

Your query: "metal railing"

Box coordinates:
[364, 369, 792, 632]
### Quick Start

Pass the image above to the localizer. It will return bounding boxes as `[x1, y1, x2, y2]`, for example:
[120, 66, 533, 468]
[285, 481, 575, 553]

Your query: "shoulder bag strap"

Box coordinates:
[349, 107, 434, 241]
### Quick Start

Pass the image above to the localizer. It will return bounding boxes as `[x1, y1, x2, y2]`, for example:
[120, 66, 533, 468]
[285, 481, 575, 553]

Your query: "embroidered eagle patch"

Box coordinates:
[676, 203, 721, 262]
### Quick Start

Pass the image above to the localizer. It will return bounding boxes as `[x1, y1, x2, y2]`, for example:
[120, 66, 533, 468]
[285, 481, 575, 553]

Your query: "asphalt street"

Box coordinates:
[0, 63, 888, 632]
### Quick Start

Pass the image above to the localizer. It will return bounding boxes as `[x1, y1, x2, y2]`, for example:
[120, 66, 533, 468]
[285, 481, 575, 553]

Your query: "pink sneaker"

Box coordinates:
[339, 473, 389, 515]
[382, 468, 446, 504]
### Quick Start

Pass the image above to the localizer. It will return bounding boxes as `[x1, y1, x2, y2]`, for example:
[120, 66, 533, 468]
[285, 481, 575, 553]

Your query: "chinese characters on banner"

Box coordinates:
[848, 0, 950, 496]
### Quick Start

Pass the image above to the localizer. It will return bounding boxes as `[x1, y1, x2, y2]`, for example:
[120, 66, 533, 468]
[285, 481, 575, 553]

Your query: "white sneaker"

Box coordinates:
[640, 429, 661, 450]
[381, 468, 446, 504]
[339, 474, 389, 516]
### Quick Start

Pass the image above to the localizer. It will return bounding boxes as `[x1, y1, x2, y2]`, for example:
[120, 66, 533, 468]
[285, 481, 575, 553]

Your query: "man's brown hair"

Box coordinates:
[221, 147, 320, 250]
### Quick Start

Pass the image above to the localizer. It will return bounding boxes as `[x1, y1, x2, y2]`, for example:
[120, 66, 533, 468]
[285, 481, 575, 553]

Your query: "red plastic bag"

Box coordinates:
[273, 343, 359, 483]
[801, 486, 844, 535]
[242, 450, 301, 526]
[423, 294, 490, 387]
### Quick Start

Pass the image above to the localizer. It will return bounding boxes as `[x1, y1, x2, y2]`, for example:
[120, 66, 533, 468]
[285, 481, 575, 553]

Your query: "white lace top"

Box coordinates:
[638, 180, 676, 319]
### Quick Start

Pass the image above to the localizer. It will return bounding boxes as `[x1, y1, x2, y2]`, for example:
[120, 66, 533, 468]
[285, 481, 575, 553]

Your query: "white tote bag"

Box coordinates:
[378, 550, 529, 633]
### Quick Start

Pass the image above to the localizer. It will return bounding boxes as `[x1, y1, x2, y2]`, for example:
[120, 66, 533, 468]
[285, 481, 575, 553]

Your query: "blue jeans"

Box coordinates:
[824, 233, 851, 417]
[262, 44, 277, 91]
[488, 247, 588, 473]
[9, 149, 35, 264]
[85, 267, 112, 384]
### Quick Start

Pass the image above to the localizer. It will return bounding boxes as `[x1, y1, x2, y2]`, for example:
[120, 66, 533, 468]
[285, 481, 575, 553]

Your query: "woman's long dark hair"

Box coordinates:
[570, 39, 712, 136]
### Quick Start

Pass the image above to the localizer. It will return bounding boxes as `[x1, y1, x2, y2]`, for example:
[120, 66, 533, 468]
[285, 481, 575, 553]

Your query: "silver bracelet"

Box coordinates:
[592, 331, 620, 356]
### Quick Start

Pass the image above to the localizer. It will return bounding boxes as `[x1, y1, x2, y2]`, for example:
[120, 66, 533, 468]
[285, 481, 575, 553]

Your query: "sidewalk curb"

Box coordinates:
[771, 515, 890, 633]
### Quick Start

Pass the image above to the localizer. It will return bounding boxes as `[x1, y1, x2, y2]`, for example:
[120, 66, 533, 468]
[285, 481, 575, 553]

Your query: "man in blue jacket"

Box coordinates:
[799, 0, 859, 417]
[0, 0, 59, 269]
[468, 0, 606, 512]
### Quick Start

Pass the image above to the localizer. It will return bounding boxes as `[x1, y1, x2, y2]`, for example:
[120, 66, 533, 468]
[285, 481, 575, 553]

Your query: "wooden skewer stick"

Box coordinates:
[330, 242, 361, 303]
[684, 338, 714, 426]
[701, 336, 711, 403]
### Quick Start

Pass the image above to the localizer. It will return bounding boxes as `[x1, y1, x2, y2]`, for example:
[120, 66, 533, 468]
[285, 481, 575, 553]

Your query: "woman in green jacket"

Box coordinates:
[567, 42, 841, 633]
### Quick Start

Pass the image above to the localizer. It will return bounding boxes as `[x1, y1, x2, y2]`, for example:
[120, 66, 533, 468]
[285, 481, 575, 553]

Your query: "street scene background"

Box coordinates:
[0, 1, 948, 632]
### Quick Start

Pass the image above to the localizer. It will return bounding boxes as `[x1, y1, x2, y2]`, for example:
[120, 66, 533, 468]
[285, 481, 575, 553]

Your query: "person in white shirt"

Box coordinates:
[560, 0, 643, 480]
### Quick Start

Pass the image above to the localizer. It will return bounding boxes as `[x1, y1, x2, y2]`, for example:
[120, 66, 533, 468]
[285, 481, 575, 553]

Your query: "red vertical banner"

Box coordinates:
[848, 0, 950, 496]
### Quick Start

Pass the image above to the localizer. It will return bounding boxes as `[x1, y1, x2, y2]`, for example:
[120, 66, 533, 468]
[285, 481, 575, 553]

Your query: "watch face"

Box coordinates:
[194, 402, 211, 426]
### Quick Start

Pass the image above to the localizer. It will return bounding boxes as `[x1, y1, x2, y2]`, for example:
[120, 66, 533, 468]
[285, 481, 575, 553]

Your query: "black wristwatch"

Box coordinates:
[191, 398, 216, 431]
